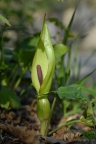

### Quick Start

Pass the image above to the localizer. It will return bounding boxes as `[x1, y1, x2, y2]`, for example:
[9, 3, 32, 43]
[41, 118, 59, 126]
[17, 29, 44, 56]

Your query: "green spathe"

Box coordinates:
[31, 19, 55, 95]
[31, 18, 55, 136]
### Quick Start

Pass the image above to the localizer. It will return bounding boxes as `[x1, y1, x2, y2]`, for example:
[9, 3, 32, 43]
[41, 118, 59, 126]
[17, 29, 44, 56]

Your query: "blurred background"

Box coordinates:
[0, 0, 96, 86]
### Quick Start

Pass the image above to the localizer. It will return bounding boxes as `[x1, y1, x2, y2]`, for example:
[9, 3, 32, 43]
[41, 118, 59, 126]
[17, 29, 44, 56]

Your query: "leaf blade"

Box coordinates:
[0, 14, 11, 26]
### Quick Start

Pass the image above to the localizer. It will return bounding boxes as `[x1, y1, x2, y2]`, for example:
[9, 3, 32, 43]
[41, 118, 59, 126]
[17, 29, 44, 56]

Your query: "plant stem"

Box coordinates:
[8, 64, 18, 83]
[13, 67, 27, 91]
[48, 119, 80, 135]
[0, 32, 4, 64]
[65, 48, 71, 86]
[63, 100, 67, 117]
[9, 65, 19, 87]
[45, 97, 56, 135]
[40, 120, 48, 136]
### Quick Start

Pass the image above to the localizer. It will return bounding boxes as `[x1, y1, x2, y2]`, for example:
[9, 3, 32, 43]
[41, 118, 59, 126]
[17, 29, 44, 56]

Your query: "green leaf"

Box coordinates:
[14, 34, 39, 68]
[80, 114, 95, 127]
[15, 48, 35, 68]
[0, 87, 20, 109]
[18, 33, 39, 50]
[82, 131, 96, 140]
[54, 44, 68, 59]
[0, 14, 11, 26]
[57, 84, 88, 101]
[80, 100, 96, 127]
[80, 86, 96, 97]
[0, 63, 8, 70]
[57, 83, 96, 101]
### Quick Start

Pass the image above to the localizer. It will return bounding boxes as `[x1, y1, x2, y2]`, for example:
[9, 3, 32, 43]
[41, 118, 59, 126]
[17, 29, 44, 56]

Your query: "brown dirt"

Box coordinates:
[0, 99, 96, 144]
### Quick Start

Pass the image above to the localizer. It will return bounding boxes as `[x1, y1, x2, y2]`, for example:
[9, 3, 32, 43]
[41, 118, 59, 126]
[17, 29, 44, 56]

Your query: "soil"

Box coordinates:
[0, 99, 96, 144]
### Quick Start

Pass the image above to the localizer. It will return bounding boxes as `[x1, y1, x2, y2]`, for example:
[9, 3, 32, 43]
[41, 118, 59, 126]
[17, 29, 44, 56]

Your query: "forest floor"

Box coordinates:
[0, 98, 96, 144]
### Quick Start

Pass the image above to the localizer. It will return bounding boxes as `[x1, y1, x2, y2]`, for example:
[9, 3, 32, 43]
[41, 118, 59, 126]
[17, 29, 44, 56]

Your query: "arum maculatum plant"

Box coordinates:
[31, 17, 55, 136]
[31, 17, 68, 136]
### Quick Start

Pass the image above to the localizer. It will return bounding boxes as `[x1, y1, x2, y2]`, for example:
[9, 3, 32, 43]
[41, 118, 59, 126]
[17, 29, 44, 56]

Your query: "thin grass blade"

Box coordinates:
[63, 0, 80, 44]
[79, 68, 96, 85]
